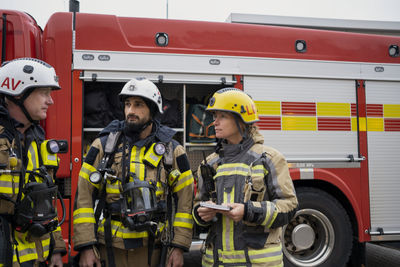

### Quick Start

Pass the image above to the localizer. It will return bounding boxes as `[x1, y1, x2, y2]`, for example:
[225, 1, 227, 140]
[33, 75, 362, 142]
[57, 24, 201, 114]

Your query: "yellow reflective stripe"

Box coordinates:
[73, 208, 94, 215]
[74, 217, 96, 224]
[202, 248, 214, 267]
[0, 174, 19, 182]
[173, 170, 194, 193]
[156, 181, 164, 196]
[218, 249, 246, 263]
[14, 232, 37, 263]
[251, 165, 265, 178]
[106, 180, 120, 194]
[130, 146, 146, 180]
[175, 213, 192, 219]
[215, 169, 249, 178]
[25, 142, 41, 184]
[173, 213, 193, 229]
[384, 104, 400, 118]
[317, 102, 351, 117]
[359, 117, 367, 132]
[215, 163, 250, 179]
[97, 219, 148, 238]
[222, 186, 234, 252]
[41, 238, 50, 259]
[282, 117, 317, 131]
[158, 222, 166, 233]
[54, 225, 62, 232]
[255, 101, 281, 116]
[267, 207, 278, 228]
[262, 201, 276, 227]
[73, 208, 96, 224]
[351, 117, 358, 131]
[173, 221, 193, 229]
[192, 207, 209, 227]
[26, 141, 42, 183]
[79, 162, 100, 189]
[248, 243, 282, 263]
[217, 163, 248, 172]
[367, 118, 384, 131]
[0, 174, 19, 194]
[352, 117, 367, 132]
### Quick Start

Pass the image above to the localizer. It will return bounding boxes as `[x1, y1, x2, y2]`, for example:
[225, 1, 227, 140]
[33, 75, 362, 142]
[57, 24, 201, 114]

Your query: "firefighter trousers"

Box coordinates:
[99, 244, 161, 267]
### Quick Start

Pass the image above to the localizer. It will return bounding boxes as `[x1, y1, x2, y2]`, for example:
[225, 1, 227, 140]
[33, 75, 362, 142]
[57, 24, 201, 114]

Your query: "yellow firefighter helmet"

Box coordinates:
[206, 88, 259, 124]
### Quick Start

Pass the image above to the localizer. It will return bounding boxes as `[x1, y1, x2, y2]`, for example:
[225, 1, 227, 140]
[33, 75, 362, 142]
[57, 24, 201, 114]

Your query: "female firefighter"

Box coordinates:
[192, 88, 298, 266]
[0, 58, 66, 266]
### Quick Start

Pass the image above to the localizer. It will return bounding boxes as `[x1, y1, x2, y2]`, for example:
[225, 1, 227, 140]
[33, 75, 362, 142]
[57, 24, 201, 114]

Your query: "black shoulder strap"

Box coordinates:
[94, 131, 122, 223]
[95, 132, 122, 267]
[260, 152, 273, 201]
[98, 131, 122, 171]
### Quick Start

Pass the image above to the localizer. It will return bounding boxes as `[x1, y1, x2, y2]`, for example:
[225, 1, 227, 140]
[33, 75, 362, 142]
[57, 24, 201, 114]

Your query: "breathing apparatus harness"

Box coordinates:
[13, 133, 67, 238]
[90, 129, 176, 267]
[0, 118, 67, 265]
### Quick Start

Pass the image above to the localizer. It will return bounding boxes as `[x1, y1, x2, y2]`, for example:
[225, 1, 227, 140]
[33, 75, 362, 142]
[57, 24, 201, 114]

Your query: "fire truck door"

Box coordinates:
[365, 80, 400, 238]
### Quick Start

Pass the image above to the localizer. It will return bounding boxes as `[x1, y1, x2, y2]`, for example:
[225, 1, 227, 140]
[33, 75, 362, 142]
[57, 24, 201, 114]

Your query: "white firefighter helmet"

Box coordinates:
[0, 57, 60, 96]
[119, 78, 163, 114]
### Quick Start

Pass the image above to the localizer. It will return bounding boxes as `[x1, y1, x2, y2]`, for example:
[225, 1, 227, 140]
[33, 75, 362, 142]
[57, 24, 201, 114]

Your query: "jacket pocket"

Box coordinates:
[0, 139, 10, 169]
[243, 175, 266, 202]
[243, 225, 268, 249]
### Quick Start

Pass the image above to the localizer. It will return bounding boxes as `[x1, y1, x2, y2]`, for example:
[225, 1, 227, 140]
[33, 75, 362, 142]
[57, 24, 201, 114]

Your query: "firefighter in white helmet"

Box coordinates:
[0, 58, 66, 266]
[73, 78, 194, 267]
[192, 88, 298, 266]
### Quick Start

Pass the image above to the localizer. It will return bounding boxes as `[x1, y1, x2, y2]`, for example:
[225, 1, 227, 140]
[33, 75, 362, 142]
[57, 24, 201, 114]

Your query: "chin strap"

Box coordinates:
[6, 94, 38, 125]
[234, 116, 248, 140]
[140, 119, 153, 133]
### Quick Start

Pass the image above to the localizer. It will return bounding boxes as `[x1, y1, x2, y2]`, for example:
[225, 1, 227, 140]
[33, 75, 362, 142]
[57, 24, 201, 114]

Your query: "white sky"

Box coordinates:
[2, 0, 400, 29]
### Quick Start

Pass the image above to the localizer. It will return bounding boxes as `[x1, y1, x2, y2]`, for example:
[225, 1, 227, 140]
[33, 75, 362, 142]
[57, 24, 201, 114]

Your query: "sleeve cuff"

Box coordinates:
[243, 202, 249, 221]
[193, 205, 211, 227]
[52, 248, 67, 257]
[170, 243, 190, 252]
[74, 242, 98, 252]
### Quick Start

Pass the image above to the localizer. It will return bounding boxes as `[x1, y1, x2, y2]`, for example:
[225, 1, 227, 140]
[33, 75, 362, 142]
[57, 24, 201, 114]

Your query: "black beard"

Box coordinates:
[124, 119, 153, 136]
[125, 121, 145, 134]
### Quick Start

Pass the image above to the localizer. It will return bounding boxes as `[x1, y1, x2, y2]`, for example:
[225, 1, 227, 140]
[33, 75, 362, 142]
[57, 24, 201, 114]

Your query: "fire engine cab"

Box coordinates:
[1, 7, 400, 267]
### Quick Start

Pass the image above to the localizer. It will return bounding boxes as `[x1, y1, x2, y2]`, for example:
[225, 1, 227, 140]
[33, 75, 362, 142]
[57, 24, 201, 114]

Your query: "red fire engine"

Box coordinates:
[1, 8, 400, 267]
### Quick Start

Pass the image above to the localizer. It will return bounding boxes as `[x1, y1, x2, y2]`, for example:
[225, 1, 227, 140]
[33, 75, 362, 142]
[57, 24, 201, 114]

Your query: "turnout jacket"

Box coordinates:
[193, 129, 298, 267]
[73, 120, 194, 252]
[0, 106, 66, 265]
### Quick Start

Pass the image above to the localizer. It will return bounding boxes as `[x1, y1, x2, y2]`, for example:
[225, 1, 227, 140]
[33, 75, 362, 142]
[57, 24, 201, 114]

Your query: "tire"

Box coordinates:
[283, 187, 353, 267]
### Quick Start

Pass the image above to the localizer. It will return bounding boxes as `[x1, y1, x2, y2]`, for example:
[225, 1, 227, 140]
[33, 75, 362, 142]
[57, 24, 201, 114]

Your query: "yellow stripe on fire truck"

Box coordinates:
[255, 101, 400, 132]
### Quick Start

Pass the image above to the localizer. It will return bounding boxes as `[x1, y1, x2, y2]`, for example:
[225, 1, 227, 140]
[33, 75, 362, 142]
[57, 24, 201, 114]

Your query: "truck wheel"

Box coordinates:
[282, 187, 353, 267]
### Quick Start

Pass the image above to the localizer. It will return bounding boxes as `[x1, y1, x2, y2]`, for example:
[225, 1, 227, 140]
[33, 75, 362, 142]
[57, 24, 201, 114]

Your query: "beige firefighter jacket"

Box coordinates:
[73, 120, 194, 252]
[0, 120, 66, 265]
[193, 129, 298, 266]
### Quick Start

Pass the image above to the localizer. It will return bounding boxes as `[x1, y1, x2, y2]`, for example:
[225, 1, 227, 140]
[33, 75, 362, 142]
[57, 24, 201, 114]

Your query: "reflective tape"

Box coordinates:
[173, 170, 194, 193]
[79, 162, 100, 189]
[222, 186, 235, 252]
[13, 232, 38, 263]
[218, 249, 247, 263]
[130, 146, 146, 180]
[0, 174, 19, 195]
[73, 208, 96, 224]
[173, 213, 193, 229]
[97, 219, 148, 239]
[248, 243, 283, 264]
